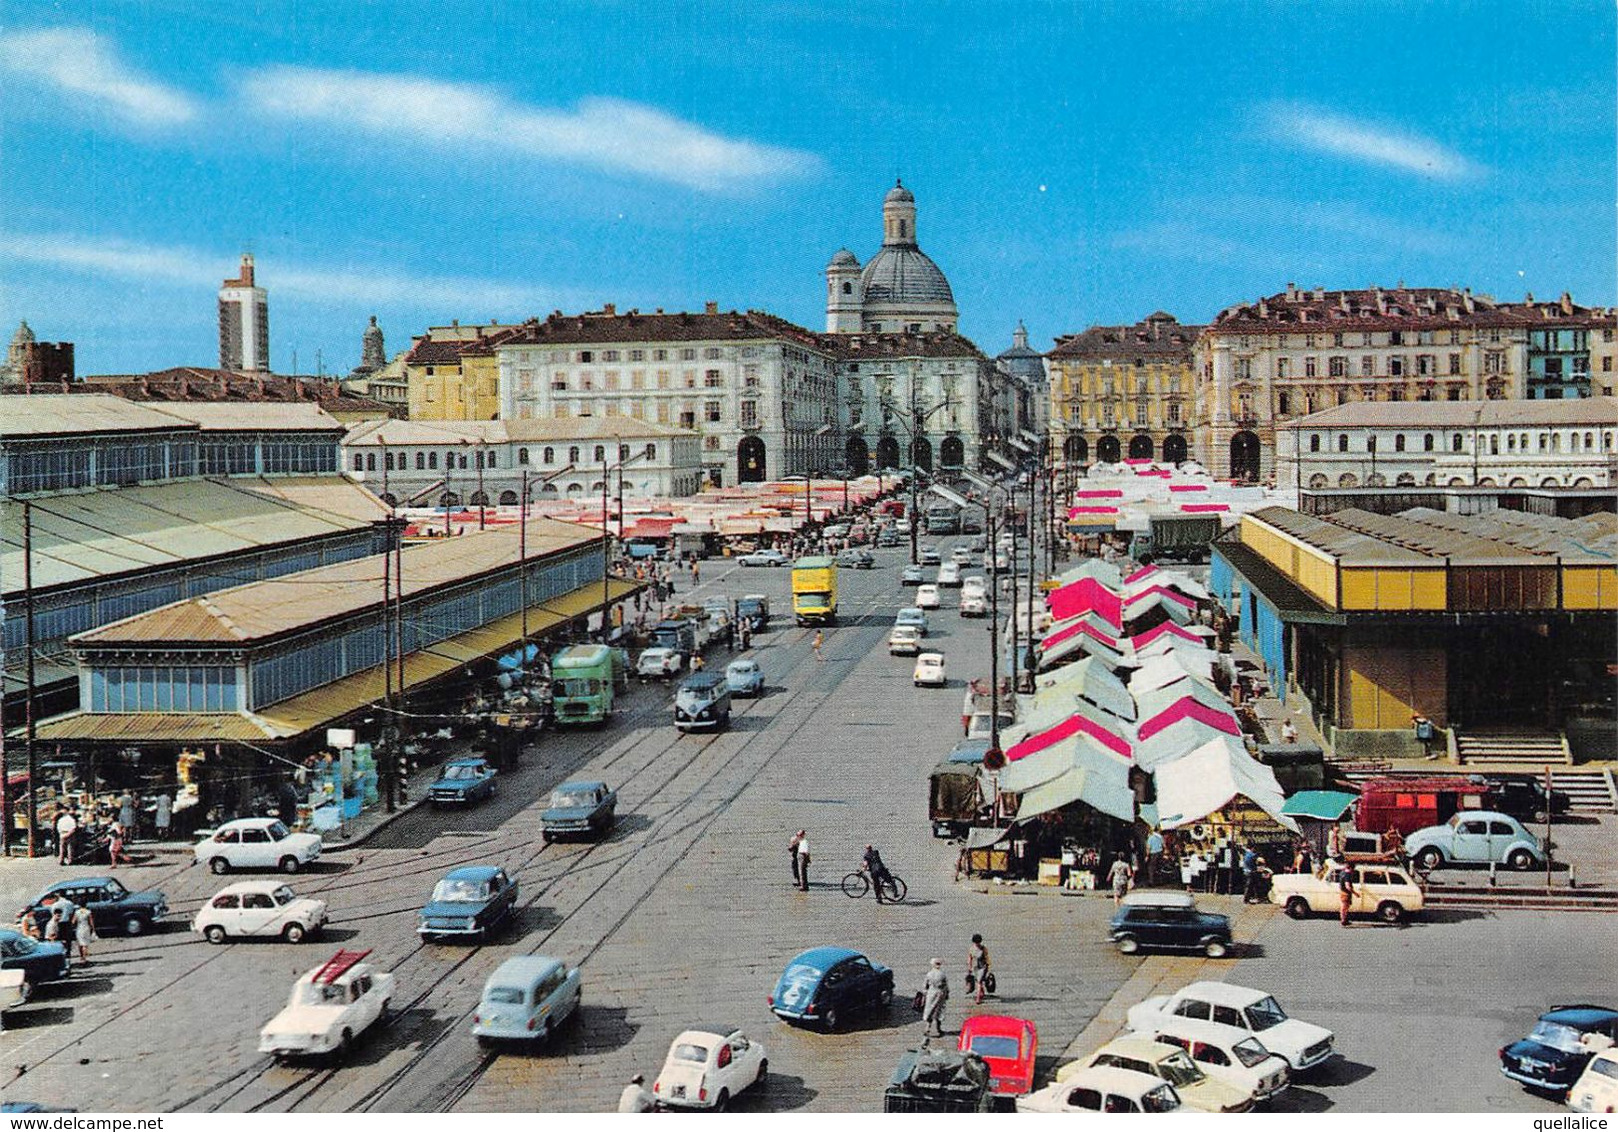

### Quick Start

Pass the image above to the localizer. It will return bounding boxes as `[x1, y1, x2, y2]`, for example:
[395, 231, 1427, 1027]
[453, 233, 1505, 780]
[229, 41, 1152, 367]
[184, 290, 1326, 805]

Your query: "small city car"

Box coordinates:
[916, 584, 942, 609]
[958, 1015, 1039, 1096]
[429, 757, 497, 807]
[1271, 863, 1424, 923]
[417, 866, 519, 941]
[1017, 1066, 1182, 1113]
[654, 1027, 768, 1110]
[1405, 810, 1546, 871]
[1126, 981, 1334, 1074]
[675, 672, 732, 732]
[472, 956, 580, 1045]
[736, 594, 770, 630]
[951, 547, 974, 566]
[724, 658, 765, 697]
[1064, 1036, 1254, 1112]
[194, 880, 327, 944]
[194, 818, 322, 876]
[901, 565, 926, 586]
[937, 562, 963, 587]
[921, 548, 942, 566]
[1110, 891, 1232, 958]
[888, 626, 923, 656]
[737, 548, 788, 566]
[895, 607, 929, 635]
[259, 950, 393, 1061]
[637, 647, 684, 681]
[1500, 1005, 1618, 1096]
[960, 592, 987, 617]
[1570, 1046, 1618, 1113]
[1484, 775, 1572, 824]
[769, 946, 894, 1031]
[1146, 1019, 1291, 1102]
[0, 929, 71, 997]
[542, 781, 617, 841]
[913, 652, 947, 687]
[23, 877, 167, 937]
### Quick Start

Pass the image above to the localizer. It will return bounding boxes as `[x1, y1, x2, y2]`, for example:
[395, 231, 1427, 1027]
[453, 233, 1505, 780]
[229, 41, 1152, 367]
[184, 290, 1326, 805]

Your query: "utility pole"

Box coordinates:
[1010, 487, 1021, 699]
[23, 501, 38, 857]
[520, 470, 530, 649]
[601, 456, 612, 643]
[476, 441, 487, 530]
[381, 516, 396, 814]
[393, 532, 408, 805]
[987, 505, 1001, 760]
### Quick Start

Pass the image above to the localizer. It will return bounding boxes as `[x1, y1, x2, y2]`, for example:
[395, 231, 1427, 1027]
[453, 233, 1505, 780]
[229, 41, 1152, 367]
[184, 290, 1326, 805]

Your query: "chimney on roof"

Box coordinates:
[603, 303, 615, 316]
[1258, 298, 1269, 317]
[1285, 282, 1297, 300]
[705, 301, 718, 315]
[656, 307, 664, 315]
[1560, 292, 1574, 316]
[1525, 291, 1534, 304]
[1313, 286, 1325, 301]
[475, 326, 483, 338]
[452, 319, 459, 327]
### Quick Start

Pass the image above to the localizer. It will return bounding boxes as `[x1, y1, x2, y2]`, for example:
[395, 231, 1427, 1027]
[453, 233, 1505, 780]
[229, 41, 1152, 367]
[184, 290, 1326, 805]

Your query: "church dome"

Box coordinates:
[827, 248, 860, 269]
[884, 181, 915, 205]
[860, 246, 954, 306]
[11, 320, 35, 346]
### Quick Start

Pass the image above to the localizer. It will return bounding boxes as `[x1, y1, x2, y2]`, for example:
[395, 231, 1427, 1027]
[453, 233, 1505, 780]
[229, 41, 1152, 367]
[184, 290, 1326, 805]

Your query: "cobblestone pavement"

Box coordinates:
[3, 545, 1613, 1113]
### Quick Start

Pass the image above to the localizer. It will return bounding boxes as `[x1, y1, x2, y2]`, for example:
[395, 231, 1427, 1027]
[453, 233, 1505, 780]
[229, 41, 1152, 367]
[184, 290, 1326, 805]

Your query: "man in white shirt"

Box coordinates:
[617, 1074, 654, 1112]
[55, 809, 78, 865]
[795, 832, 811, 892]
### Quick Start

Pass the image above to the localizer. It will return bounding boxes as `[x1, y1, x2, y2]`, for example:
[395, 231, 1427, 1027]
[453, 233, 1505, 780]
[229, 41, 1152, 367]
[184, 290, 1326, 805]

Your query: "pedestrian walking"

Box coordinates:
[55, 809, 78, 866]
[71, 903, 95, 964]
[961, 687, 974, 736]
[118, 792, 136, 842]
[1144, 827, 1165, 885]
[921, 958, 950, 1038]
[789, 830, 804, 886]
[795, 831, 811, 891]
[1108, 856, 1133, 905]
[108, 822, 127, 867]
[966, 934, 992, 1005]
[1337, 867, 1356, 927]
[154, 792, 173, 841]
[617, 1074, 655, 1113]
[44, 905, 65, 943]
[812, 630, 824, 661]
[1241, 845, 1260, 903]
[1281, 718, 1299, 744]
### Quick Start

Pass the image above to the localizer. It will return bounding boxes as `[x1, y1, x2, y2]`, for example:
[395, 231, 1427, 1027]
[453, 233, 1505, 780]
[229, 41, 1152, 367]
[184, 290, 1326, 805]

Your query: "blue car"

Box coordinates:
[417, 866, 519, 942]
[1501, 1005, 1618, 1095]
[429, 757, 497, 807]
[542, 781, 617, 842]
[22, 877, 168, 937]
[0, 929, 71, 998]
[768, 946, 894, 1032]
[724, 659, 764, 697]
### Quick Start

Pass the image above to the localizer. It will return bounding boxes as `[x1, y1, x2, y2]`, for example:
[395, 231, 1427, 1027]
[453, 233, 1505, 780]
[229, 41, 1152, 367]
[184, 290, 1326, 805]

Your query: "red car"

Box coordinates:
[958, 1014, 1038, 1096]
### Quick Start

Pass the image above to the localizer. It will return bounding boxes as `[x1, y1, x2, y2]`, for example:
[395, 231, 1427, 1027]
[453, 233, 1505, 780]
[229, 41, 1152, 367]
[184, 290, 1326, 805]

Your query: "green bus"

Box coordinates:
[551, 644, 622, 726]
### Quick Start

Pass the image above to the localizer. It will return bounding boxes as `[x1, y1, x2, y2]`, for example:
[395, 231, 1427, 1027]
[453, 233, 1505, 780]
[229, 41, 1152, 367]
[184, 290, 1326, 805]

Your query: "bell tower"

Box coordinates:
[882, 179, 917, 247]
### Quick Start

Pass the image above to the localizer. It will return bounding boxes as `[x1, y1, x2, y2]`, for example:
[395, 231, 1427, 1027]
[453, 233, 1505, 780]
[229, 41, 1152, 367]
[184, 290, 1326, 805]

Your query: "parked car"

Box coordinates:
[1500, 1005, 1618, 1096]
[0, 970, 26, 1014]
[1140, 1020, 1291, 1104]
[768, 945, 894, 1031]
[472, 956, 580, 1045]
[1125, 981, 1334, 1073]
[194, 881, 327, 944]
[901, 565, 926, 586]
[725, 658, 765, 697]
[958, 1014, 1038, 1096]
[193, 818, 322, 876]
[1109, 891, 1232, 958]
[876, 529, 902, 548]
[417, 866, 519, 941]
[913, 652, 947, 687]
[654, 1027, 768, 1110]
[951, 546, 974, 566]
[895, 607, 929, 635]
[916, 584, 942, 609]
[22, 877, 167, 937]
[737, 548, 788, 566]
[675, 671, 733, 732]
[1570, 1045, 1618, 1113]
[1271, 863, 1424, 923]
[1018, 1066, 1182, 1113]
[0, 929, 70, 997]
[1485, 775, 1573, 824]
[736, 594, 770, 630]
[1063, 1036, 1254, 1112]
[920, 547, 942, 566]
[1404, 810, 1545, 871]
[959, 592, 987, 617]
[889, 626, 923, 656]
[428, 757, 497, 807]
[637, 647, 684, 681]
[884, 1047, 993, 1112]
[894, 518, 912, 534]
[961, 575, 988, 598]
[259, 950, 394, 1060]
[937, 562, 962, 587]
[542, 780, 617, 841]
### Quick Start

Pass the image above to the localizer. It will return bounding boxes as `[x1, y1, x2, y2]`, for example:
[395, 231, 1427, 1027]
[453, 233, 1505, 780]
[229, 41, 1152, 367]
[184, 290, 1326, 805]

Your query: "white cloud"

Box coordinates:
[0, 26, 199, 127]
[238, 65, 820, 192]
[0, 232, 566, 312]
[1262, 102, 1479, 181]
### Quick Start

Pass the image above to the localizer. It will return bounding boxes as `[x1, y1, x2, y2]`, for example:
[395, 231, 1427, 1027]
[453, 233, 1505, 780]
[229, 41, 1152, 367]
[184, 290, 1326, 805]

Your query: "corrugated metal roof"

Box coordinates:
[1326, 509, 1543, 565]
[0, 394, 194, 438]
[1281, 396, 1618, 430]
[140, 402, 344, 432]
[1248, 507, 1429, 565]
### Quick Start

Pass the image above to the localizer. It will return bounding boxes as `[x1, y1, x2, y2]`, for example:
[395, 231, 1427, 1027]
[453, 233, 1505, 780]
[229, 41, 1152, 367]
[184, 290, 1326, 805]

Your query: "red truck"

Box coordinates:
[1354, 776, 1491, 838]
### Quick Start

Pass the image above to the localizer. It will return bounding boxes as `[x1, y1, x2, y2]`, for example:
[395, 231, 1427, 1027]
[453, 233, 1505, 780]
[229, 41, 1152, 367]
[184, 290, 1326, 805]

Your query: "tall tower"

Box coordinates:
[882, 179, 918, 246]
[218, 253, 270, 371]
[825, 249, 863, 333]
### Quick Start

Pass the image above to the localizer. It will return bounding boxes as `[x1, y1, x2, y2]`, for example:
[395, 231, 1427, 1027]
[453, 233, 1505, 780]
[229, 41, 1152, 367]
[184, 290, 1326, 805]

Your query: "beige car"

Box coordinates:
[1060, 1036, 1256, 1112]
[888, 626, 922, 655]
[1270, 862, 1425, 924]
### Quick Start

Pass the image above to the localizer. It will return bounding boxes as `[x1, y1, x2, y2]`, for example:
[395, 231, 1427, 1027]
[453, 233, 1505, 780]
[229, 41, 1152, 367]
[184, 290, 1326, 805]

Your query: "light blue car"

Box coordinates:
[472, 956, 581, 1045]
[1405, 810, 1545, 871]
[895, 607, 929, 636]
[724, 658, 764, 697]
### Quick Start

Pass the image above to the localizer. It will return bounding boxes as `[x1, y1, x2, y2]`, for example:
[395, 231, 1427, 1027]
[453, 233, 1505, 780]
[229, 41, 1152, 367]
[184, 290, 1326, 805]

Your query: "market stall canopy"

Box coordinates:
[1039, 628, 1136, 672]
[1280, 790, 1359, 822]
[1051, 560, 1124, 590]
[1135, 682, 1237, 738]
[1129, 650, 1216, 694]
[1011, 743, 1136, 824]
[1048, 577, 1124, 626]
[1129, 620, 1208, 651]
[1004, 706, 1132, 761]
[1122, 587, 1197, 626]
[928, 483, 972, 508]
[1030, 657, 1136, 722]
[1134, 721, 1247, 772]
[1153, 739, 1297, 832]
[964, 825, 1013, 850]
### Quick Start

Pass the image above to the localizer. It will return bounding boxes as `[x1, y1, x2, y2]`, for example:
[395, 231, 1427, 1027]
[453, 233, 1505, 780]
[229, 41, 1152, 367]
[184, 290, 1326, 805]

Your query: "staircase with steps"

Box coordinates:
[1455, 731, 1570, 767]
[1337, 766, 1617, 813]
[1422, 883, 1618, 914]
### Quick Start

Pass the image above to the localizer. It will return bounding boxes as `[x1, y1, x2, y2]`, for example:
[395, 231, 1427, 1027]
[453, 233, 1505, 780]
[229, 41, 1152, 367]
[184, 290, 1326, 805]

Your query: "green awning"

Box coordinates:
[1279, 790, 1359, 822]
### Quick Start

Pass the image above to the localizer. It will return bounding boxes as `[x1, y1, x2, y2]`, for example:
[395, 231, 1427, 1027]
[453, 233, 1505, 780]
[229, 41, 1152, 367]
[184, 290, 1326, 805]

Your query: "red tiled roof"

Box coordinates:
[1049, 313, 1201, 362]
[1208, 286, 1615, 334]
[72, 370, 390, 412]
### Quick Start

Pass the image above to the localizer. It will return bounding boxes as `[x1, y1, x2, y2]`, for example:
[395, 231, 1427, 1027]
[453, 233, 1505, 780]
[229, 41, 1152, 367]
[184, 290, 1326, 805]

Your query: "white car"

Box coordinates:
[637, 647, 683, 680]
[1141, 1019, 1291, 1103]
[962, 575, 987, 597]
[936, 562, 962, 587]
[888, 626, 922, 656]
[1018, 1065, 1182, 1113]
[737, 548, 787, 566]
[1062, 1035, 1256, 1112]
[915, 584, 942, 610]
[194, 818, 322, 876]
[895, 518, 912, 534]
[1270, 862, 1425, 923]
[259, 950, 394, 1060]
[193, 881, 328, 944]
[959, 592, 987, 617]
[913, 652, 947, 687]
[1126, 981, 1334, 1073]
[654, 1026, 768, 1110]
[951, 547, 973, 566]
[1570, 1045, 1618, 1114]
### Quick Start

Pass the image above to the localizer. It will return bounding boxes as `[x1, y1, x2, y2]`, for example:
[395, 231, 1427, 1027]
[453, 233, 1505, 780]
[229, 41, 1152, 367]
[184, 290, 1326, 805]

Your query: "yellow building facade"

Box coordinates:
[405, 323, 521, 421]
[1047, 312, 1199, 467]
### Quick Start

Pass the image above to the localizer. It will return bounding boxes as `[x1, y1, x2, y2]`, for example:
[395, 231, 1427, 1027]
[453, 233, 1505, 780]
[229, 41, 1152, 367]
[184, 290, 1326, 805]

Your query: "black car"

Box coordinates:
[1109, 891, 1232, 958]
[0, 930, 71, 996]
[1485, 776, 1572, 824]
[22, 877, 168, 937]
[1500, 1005, 1618, 1095]
[883, 1048, 993, 1112]
[837, 548, 875, 569]
[769, 946, 895, 1031]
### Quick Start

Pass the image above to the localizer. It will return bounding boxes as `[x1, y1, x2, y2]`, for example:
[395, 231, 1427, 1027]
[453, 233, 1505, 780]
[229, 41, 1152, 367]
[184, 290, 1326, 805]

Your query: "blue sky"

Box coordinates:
[2, 1, 1613, 375]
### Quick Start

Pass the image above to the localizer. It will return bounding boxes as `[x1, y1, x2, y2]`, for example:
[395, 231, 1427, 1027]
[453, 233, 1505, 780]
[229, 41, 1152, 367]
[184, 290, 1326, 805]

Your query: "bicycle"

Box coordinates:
[841, 868, 907, 903]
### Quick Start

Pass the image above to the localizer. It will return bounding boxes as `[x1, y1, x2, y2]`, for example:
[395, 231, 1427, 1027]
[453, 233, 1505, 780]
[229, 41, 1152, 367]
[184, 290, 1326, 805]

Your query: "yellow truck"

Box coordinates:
[791, 556, 838, 626]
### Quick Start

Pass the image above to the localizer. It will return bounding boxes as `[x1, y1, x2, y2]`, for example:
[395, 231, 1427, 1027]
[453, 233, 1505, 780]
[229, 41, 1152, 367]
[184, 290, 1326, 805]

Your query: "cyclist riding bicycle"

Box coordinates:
[862, 844, 895, 904]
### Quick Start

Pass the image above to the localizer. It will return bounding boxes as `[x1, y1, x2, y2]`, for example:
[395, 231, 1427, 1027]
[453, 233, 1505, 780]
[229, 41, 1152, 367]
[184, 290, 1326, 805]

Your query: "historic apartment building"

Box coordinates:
[1192, 285, 1616, 481]
[405, 321, 526, 421]
[1047, 312, 1201, 467]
